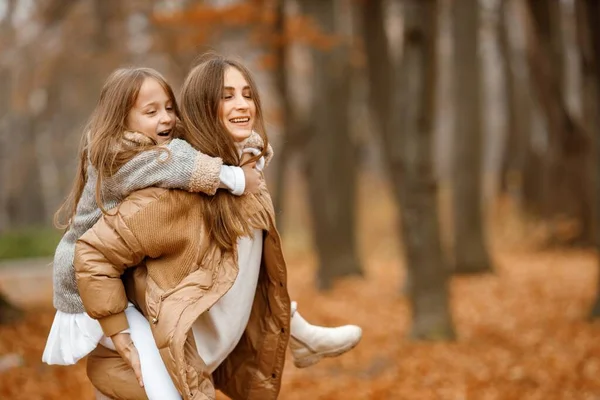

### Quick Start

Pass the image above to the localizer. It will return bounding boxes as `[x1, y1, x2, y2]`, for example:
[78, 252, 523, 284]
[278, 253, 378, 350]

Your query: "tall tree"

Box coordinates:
[299, 0, 362, 289]
[270, 0, 312, 229]
[362, 0, 455, 339]
[497, 0, 532, 202]
[0, 0, 23, 323]
[0, 294, 22, 325]
[271, 0, 292, 222]
[0, 0, 16, 233]
[575, 0, 600, 318]
[2, 0, 78, 228]
[524, 0, 592, 245]
[451, 0, 493, 274]
[397, 0, 455, 339]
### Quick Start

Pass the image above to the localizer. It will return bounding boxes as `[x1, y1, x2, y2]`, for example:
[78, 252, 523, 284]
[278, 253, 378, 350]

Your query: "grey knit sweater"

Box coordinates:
[52, 138, 223, 313]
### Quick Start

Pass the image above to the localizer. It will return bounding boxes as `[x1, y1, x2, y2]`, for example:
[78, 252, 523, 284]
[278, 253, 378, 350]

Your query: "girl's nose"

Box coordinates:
[160, 110, 173, 123]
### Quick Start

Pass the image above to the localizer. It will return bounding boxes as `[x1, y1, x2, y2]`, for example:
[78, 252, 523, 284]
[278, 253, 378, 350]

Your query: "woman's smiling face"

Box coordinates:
[219, 66, 256, 142]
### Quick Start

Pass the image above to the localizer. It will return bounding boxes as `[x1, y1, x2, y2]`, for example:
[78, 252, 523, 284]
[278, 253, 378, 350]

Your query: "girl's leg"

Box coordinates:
[100, 305, 181, 400]
[288, 301, 362, 368]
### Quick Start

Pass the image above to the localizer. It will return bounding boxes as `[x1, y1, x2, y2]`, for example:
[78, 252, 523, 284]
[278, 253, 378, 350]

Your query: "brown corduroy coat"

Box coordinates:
[74, 185, 291, 400]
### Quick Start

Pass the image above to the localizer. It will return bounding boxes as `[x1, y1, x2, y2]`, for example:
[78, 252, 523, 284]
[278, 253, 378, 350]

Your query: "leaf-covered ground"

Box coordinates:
[1, 246, 599, 399]
[2, 178, 599, 399]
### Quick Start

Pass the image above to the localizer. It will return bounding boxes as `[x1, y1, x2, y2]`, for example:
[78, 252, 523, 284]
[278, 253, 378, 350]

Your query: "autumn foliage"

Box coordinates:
[2, 178, 600, 399]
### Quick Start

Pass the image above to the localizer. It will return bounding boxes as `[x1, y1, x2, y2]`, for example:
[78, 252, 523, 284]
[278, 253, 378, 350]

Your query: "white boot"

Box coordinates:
[289, 301, 362, 368]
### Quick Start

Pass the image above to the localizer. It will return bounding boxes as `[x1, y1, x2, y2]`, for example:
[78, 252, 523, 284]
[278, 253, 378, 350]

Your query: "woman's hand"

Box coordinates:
[110, 332, 144, 388]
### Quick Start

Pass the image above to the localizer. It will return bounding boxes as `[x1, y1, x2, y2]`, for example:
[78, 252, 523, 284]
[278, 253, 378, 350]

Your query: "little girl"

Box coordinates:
[44, 67, 361, 399]
[43, 67, 260, 368]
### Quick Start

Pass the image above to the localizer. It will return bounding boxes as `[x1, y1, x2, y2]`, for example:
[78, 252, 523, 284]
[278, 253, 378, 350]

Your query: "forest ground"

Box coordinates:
[1, 175, 599, 400]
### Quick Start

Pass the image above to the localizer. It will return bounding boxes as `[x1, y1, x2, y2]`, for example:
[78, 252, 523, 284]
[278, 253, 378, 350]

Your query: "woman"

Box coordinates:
[75, 54, 361, 400]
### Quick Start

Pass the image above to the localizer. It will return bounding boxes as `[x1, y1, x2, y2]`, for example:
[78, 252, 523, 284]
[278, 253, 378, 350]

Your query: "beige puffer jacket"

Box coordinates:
[74, 186, 291, 400]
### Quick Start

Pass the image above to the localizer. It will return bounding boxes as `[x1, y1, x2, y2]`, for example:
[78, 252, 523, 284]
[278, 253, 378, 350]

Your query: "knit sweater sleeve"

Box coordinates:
[74, 188, 168, 336]
[109, 138, 223, 198]
[244, 131, 274, 167]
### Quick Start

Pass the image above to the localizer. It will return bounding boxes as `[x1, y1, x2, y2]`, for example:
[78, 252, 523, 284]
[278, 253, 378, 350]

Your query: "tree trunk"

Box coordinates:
[271, 0, 290, 226]
[498, 0, 529, 198]
[300, 0, 362, 290]
[548, 0, 566, 93]
[524, 0, 593, 246]
[575, 0, 600, 251]
[0, 0, 17, 233]
[575, 0, 600, 317]
[5, 116, 46, 227]
[0, 293, 22, 325]
[451, 0, 493, 274]
[363, 0, 455, 340]
[397, 0, 455, 339]
[270, 0, 312, 231]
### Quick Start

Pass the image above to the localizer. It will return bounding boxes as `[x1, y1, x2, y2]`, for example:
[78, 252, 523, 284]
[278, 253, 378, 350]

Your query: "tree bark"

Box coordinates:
[498, 0, 527, 198]
[0, 293, 22, 325]
[396, 0, 455, 339]
[451, 0, 493, 274]
[575, 0, 600, 317]
[270, 0, 312, 230]
[524, 0, 593, 245]
[271, 0, 290, 225]
[300, 0, 362, 290]
[363, 0, 455, 340]
[548, 0, 566, 93]
[0, 0, 16, 233]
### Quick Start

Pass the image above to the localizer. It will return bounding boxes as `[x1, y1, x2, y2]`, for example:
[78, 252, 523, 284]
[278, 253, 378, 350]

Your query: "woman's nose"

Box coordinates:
[234, 95, 249, 110]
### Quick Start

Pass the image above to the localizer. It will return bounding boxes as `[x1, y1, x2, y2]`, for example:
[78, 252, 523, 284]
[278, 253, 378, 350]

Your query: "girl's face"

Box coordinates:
[126, 77, 176, 144]
[219, 66, 256, 142]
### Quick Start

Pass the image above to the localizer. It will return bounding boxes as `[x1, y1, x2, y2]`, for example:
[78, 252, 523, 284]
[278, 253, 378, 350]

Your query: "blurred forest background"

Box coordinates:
[2, 0, 600, 398]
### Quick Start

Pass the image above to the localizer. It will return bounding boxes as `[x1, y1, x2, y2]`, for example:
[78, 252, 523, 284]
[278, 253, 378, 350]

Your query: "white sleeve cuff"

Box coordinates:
[220, 165, 245, 196]
[242, 148, 265, 172]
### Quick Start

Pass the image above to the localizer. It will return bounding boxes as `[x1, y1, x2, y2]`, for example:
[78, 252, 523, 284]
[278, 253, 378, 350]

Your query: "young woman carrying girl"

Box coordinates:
[48, 64, 361, 399]
[74, 55, 362, 399]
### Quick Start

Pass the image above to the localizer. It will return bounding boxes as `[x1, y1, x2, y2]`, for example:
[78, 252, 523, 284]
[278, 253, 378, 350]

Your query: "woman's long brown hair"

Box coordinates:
[179, 53, 271, 255]
[54, 67, 180, 229]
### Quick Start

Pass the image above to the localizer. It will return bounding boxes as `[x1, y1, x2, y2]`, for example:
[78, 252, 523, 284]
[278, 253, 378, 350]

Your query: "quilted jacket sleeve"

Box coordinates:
[74, 189, 163, 336]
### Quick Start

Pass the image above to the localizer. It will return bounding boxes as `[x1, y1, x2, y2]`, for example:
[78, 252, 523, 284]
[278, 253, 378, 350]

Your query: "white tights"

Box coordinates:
[97, 305, 180, 400]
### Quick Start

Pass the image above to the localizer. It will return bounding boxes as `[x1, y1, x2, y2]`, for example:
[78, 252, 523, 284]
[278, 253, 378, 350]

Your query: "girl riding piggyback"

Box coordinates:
[43, 67, 268, 367]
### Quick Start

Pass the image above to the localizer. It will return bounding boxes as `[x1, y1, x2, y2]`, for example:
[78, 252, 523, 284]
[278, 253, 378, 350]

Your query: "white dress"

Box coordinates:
[42, 309, 105, 365]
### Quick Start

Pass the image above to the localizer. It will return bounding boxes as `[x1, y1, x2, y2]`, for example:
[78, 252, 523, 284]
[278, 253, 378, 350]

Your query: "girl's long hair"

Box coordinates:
[179, 53, 271, 255]
[54, 67, 180, 229]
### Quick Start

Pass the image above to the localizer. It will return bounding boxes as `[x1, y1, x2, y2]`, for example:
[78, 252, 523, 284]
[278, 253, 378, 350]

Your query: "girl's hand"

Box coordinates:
[110, 332, 144, 388]
[242, 161, 261, 194]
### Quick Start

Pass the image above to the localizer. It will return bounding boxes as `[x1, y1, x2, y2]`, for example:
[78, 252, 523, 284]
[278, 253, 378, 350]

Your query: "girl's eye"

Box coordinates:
[146, 110, 156, 115]
[166, 106, 173, 111]
[223, 95, 233, 100]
